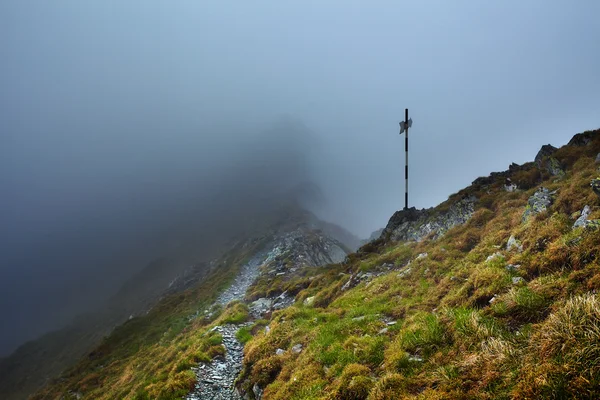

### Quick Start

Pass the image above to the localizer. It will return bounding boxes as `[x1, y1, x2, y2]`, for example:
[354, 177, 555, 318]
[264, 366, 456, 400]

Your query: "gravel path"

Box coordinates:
[186, 251, 268, 400]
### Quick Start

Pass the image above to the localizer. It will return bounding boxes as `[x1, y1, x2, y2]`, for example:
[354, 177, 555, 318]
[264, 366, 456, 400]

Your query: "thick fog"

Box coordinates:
[1, 1, 599, 355]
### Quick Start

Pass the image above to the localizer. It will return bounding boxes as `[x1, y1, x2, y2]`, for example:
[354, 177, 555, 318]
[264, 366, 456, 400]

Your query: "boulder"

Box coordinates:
[522, 187, 554, 222]
[291, 344, 303, 354]
[506, 235, 523, 252]
[573, 205, 591, 228]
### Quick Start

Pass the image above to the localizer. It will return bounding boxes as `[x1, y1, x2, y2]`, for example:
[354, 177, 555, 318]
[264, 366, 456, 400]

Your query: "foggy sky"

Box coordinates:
[1, 1, 599, 355]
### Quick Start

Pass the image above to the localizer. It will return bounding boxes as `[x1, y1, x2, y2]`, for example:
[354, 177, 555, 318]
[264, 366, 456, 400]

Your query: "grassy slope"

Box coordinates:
[32, 130, 600, 400]
[239, 130, 600, 400]
[31, 238, 267, 400]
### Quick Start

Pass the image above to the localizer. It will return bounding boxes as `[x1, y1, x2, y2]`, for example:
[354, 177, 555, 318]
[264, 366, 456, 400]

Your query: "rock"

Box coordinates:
[378, 327, 389, 334]
[304, 296, 315, 306]
[264, 325, 271, 335]
[535, 144, 558, 167]
[416, 252, 428, 260]
[512, 277, 525, 285]
[275, 348, 286, 356]
[249, 298, 273, 318]
[398, 267, 412, 278]
[383, 196, 477, 242]
[352, 316, 366, 322]
[489, 296, 497, 304]
[386, 321, 397, 326]
[486, 252, 503, 263]
[408, 355, 423, 362]
[253, 383, 264, 400]
[504, 178, 518, 192]
[592, 179, 600, 199]
[568, 132, 593, 146]
[574, 205, 591, 228]
[545, 157, 565, 177]
[522, 187, 554, 222]
[506, 235, 523, 252]
[291, 344, 303, 354]
[534, 145, 564, 176]
[505, 264, 521, 272]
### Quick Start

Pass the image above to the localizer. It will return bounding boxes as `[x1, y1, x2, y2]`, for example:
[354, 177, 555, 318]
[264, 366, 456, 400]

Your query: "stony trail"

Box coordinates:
[186, 251, 268, 400]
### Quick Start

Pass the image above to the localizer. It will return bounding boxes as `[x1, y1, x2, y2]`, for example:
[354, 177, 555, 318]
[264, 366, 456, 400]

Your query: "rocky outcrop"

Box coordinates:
[522, 187, 554, 222]
[382, 196, 477, 243]
[568, 132, 594, 146]
[535, 144, 558, 166]
[534, 144, 565, 177]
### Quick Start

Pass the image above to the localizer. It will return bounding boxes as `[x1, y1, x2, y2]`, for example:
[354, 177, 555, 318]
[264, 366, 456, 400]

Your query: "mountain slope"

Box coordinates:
[233, 129, 600, 399]
[26, 205, 355, 400]
[25, 128, 600, 400]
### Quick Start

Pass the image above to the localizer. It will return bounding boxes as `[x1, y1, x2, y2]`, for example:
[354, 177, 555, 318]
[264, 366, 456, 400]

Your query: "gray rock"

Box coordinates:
[595, 153, 600, 164]
[253, 383, 264, 400]
[275, 348, 286, 356]
[291, 344, 303, 354]
[398, 267, 412, 278]
[512, 277, 525, 285]
[546, 157, 565, 177]
[535, 144, 558, 167]
[522, 187, 554, 222]
[504, 179, 518, 192]
[416, 252, 428, 260]
[505, 264, 521, 272]
[303, 296, 315, 306]
[574, 205, 592, 228]
[383, 196, 477, 243]
[506, 235, 523, 252]
[486, 252, 504, 263]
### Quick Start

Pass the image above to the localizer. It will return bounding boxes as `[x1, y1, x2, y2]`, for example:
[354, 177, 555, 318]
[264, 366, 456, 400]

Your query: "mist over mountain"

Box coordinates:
[0, 117, 328, 356]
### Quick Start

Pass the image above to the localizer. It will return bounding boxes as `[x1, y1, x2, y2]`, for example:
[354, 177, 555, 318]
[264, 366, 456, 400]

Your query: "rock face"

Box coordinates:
[523, 187, 554, 222]
[568, 132, 594, 146]
[534, 144, 564, 176]
[382, 196, 477, 242]
[535, 144, 558, 166]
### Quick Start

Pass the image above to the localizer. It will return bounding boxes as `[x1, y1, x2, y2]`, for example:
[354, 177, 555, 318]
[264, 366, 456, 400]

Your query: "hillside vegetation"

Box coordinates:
[237, 130, 600, 399]
[32, 129, 600, 400]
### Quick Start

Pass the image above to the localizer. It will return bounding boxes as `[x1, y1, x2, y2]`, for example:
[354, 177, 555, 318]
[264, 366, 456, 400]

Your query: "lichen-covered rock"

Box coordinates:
[383, 196, 477, 242]
[506, 235, 523, 252]
[522, 187, 554, 222]
[574, 205, 591, 228]
[535, 144, 558, 167]
[545, 156, 565, 177]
